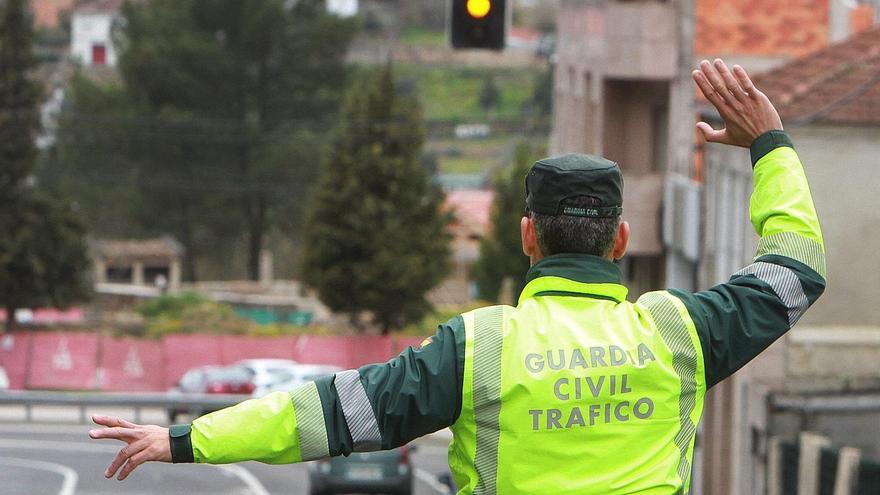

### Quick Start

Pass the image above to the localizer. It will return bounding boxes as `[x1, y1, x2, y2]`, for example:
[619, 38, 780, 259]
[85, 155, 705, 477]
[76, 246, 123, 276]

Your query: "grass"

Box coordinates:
[400, 27, 447, 48]
[437, 154, 491, 174]
[396, 64, 541, 122]
[428, 136, 517, 174]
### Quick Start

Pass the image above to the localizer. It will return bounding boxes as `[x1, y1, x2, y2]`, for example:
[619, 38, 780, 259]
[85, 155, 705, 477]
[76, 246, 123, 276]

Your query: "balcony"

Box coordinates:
[604, 1, 678, 79]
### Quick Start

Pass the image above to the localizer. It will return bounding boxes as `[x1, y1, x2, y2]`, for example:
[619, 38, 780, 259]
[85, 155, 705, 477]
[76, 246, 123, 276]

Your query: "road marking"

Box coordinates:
[0, 438, 118, 453]
[414, 468, 451, 495]
[0, 438, 271, 495]
[0, 456, 78, 495]
[0, 423, 95, 435]
[217, 465, 271, 495]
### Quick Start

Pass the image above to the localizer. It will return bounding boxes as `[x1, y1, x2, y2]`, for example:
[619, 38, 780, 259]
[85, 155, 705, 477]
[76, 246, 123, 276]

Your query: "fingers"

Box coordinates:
[713, 59, 749, 105]
[696, 122, 728, 143]
[733, 64, 760, 97]
[92, 415, 136, 429]
[117, 448, 153, 481]
[89, 426, 138, 441]
[692, 69, 728, 111]
[700, 60, 733, 103]
[105, 440, 148, 479]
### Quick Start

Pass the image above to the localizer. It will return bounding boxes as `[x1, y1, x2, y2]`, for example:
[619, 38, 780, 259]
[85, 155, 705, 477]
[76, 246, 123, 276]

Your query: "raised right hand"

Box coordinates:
[692, 59, 783, 147]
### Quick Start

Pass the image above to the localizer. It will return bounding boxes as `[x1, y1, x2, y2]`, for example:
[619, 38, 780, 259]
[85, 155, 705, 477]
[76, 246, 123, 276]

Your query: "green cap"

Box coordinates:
[525, 154, 624, 218]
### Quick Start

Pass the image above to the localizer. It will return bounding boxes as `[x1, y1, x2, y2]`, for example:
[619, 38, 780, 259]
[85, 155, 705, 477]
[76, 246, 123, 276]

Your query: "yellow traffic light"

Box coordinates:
[466, 0, 491, 19]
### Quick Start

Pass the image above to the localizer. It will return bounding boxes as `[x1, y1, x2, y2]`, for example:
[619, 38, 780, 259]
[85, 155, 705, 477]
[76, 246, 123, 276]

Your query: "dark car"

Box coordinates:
[167, 365, 255, 422]
[308, 446, 414, 495]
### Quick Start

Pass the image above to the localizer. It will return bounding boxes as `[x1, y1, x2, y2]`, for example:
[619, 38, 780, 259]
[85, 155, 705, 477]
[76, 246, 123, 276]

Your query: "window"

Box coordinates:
[106, 266, 132, 283]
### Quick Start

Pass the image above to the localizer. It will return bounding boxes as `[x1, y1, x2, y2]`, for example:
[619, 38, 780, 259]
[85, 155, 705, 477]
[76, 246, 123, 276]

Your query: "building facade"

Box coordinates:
[70, 0, 121, 67]
[551, 1, 879, 493]
[550, 0, 699, 296]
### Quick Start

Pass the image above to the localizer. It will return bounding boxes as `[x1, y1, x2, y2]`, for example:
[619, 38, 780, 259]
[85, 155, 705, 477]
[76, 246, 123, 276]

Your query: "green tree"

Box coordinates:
[52, 0, 355, 280]
[472, 142, 538, 302]
[479, 75, 501, 115]
[303, 65, 452, 333]
[0, 194, 91, 331]
[531, 66, 553, 116]
[0, 0, 40, 193]
[0, 0, 90, 331]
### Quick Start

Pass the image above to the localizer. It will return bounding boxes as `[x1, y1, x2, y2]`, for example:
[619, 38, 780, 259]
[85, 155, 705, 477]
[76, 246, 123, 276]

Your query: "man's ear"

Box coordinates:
[521, 216, 538, 258]
[611, 220, 630, 260]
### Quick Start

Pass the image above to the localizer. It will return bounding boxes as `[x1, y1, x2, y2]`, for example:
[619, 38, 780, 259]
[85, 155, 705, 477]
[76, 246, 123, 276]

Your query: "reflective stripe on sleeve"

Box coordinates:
[335, 370, 382, 452]
[291, 382, 330, 461]
[734, 261, 810, 327]
[756, 231, 826, 279]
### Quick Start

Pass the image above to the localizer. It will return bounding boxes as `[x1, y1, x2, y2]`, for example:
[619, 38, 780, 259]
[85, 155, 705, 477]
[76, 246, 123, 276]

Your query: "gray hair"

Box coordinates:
[530, 196, 620, 257]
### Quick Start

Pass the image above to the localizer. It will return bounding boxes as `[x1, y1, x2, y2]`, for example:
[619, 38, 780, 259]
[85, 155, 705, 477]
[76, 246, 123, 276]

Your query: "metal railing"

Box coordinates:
[0, 390, 454, 494]
[0, 390, 247, 424]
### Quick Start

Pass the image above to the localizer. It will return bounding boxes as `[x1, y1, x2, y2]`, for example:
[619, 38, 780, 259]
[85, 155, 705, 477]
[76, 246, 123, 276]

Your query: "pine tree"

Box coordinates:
[472, 142, 538, 302]
[0, 0, 40, 193]
[0, 194, 91, 332]
[0, 0, 90, 331]
[53, 0, 355, 281]
[303, 65, 452, 333]
[479, 75, 501, 115]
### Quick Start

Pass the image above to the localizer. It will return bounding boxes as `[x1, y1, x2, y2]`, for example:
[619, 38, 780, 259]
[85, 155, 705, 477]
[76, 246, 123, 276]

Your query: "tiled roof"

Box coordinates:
[91, 236, 184, 262]
[754, 27, 880, 126]
[444, 189, 495, 235]
[696, 0, 830, 58]
[30, 0, 75, 28]
[74, 0, 123, 15]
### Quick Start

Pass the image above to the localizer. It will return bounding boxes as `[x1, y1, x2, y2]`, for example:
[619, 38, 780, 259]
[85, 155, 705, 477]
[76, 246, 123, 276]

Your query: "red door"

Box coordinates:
[92, 44, 106, 65]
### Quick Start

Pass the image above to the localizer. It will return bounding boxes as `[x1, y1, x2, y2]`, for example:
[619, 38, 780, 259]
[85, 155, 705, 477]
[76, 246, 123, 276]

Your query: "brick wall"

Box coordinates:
[696, 0, 830, 57]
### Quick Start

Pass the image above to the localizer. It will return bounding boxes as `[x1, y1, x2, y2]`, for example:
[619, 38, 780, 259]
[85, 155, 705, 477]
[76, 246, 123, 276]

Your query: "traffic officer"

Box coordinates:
[90, 60, 826, 494]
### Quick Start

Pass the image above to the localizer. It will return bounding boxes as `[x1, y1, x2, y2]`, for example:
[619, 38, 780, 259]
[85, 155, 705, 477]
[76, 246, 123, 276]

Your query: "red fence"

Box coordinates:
[99, 337, 164, 392]
[0, 332, 425, 391]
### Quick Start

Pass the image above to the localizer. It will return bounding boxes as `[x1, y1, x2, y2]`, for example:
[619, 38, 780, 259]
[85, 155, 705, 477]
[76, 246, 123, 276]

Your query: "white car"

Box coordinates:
[234, 359, 340, 397]
[0, 367, 8, 390]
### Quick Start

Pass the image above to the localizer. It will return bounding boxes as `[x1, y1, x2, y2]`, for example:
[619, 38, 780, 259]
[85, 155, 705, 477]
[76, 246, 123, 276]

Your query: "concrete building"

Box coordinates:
[91, 236, 184, 290]
[70, 0, 122, 67]
[696, 25, 880, 494]
[550, 0, 699, 296]
[551, 1, 880, 493]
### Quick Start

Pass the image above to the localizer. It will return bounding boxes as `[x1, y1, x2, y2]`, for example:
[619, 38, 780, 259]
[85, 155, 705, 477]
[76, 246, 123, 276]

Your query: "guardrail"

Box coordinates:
[0, 390, 248, 424]
[0, 390, 456, 494]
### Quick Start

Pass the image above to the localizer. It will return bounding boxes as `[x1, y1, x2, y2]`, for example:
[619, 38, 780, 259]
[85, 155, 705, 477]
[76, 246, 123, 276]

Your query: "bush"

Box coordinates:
[138, 293, 254, 338]
[137, 292, 207, 319]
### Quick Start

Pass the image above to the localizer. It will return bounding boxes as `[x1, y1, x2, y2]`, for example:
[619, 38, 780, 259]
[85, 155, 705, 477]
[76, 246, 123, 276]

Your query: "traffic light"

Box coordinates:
[450, 0, 507, 50]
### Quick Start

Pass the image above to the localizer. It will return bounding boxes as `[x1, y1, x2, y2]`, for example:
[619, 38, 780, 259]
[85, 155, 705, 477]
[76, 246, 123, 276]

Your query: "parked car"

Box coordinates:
[259, 364, 342, 396]
[205, 365, 256, 395]
[308, 446, 414, 495]
[167, 365, 254, 422]
[0, 366, 9, 390]
[234, 359, 339, 397]
[234, 359, 302, 397]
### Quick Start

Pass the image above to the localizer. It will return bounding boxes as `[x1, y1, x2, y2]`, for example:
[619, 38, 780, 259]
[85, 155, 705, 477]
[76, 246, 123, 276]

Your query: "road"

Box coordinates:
[0, 417, 452, 495]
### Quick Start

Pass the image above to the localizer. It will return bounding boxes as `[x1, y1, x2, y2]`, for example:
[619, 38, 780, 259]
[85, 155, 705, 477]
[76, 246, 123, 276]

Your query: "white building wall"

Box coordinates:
[327, 0, 358, 17]
[787, 124, 880, 326]
[71, 12, 118, 67]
